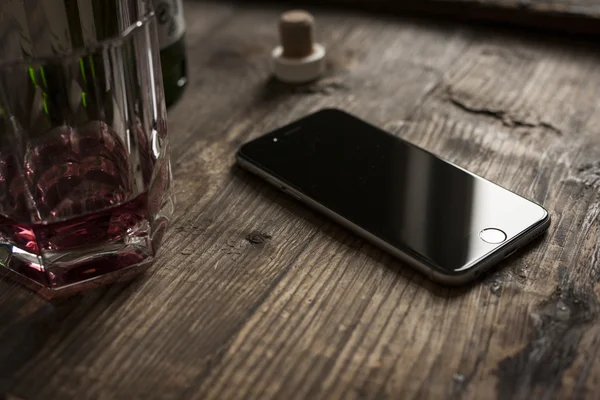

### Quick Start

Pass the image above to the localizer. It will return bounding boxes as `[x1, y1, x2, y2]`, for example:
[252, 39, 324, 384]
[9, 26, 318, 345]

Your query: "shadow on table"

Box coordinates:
[0, 276, 140, 396]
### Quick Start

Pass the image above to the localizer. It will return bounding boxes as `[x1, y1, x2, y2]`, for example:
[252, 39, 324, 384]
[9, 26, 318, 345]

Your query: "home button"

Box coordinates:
[479, 228, 507, 244]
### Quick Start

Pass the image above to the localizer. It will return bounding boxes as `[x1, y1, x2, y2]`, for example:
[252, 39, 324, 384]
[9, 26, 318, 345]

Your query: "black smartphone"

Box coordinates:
[236, 109, 550, 285]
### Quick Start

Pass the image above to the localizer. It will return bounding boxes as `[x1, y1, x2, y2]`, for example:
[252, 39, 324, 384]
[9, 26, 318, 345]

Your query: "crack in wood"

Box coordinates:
[447, 94, 563, 135]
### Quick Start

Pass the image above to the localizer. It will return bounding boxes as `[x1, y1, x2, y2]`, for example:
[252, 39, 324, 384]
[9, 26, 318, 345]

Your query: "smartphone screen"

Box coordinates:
[238, 109, 549, 276]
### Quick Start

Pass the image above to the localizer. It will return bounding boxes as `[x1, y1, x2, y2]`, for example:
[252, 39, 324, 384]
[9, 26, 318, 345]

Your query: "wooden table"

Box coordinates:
[2, 1, 600, 399]
[306, 0, 600, 35]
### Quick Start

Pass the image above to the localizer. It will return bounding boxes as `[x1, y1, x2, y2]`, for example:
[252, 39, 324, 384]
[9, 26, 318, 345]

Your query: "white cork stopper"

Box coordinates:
[272, 10, 326, 84]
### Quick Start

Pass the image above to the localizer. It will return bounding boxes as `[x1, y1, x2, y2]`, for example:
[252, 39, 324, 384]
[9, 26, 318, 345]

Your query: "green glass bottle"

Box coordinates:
[153, 0, 188, 107]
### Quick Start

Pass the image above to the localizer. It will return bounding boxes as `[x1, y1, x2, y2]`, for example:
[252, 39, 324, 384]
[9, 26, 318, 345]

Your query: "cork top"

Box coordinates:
[278, 10, 315, 59]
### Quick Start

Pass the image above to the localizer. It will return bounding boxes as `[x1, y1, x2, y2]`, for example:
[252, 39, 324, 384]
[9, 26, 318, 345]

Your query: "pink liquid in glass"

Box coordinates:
[0, 121, 171, 292]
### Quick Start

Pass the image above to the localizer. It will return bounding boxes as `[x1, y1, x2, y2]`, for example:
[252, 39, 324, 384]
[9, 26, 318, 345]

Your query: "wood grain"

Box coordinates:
[2, 1, 600, 399]
[276, 0, 600, 35]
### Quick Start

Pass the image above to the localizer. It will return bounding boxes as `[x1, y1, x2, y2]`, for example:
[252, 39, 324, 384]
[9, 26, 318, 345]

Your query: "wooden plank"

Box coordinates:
[275, 0, 600, 35]
[2, 1, 600, 399]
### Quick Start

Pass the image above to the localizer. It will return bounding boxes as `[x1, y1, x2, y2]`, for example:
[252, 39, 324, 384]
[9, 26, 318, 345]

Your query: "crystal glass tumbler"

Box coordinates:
[0, 1, 173, 296]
